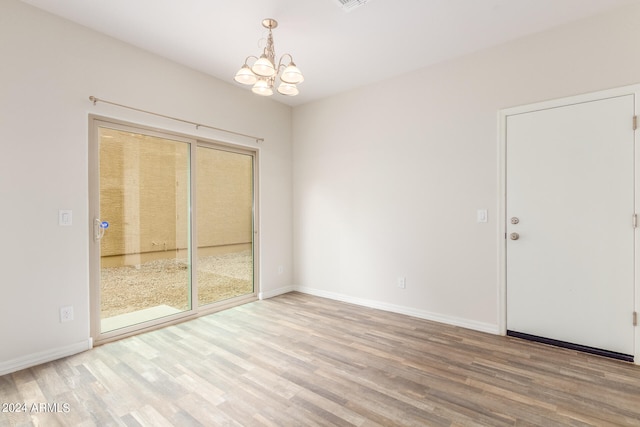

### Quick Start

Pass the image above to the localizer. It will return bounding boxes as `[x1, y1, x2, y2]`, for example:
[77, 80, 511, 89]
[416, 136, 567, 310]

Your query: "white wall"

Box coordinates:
[292, 3, 640, 332]
[0, 0, 293, 373]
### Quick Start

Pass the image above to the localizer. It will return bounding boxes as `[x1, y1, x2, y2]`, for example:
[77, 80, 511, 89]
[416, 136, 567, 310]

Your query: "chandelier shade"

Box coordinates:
[277, 82, 299, 96]
[234, 64, 258, 85]
[252, 55, 276, 77]
[280, 63, 304, 84]
[234, 19, 304, 97]
[251, 79, 274, 96]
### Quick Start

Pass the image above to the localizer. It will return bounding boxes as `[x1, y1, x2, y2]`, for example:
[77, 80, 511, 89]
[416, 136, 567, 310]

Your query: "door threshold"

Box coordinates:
[507, 330, 634, 363]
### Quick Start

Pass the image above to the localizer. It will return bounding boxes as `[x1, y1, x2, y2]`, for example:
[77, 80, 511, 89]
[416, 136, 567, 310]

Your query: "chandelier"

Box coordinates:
[234, 19, 304, 97]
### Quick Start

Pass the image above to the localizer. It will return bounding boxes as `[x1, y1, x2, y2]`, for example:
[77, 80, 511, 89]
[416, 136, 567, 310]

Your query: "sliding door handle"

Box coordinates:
[94, 218, 106, 241]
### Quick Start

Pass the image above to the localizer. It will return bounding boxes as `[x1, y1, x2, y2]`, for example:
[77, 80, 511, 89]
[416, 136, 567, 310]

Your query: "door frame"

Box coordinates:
[88, 115, 260, 344]
[498, 84, 640, 364]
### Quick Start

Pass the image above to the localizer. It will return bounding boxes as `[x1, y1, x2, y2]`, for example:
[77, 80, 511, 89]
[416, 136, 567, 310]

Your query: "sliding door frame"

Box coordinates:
[89, 115, 259, 345]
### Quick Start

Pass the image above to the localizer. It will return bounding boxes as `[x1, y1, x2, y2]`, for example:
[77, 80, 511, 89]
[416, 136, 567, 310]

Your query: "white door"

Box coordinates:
[506, 95, 635, 357]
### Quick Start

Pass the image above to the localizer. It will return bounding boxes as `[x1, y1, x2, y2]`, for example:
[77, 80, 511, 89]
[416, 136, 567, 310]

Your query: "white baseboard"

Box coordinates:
[295, 286, 499, 335]
[0, 338, 93, 376]
[259, 285, 295, 300]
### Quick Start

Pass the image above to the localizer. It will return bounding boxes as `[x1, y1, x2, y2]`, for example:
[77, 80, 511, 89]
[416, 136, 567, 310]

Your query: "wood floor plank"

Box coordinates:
[2, 292, 640, 426]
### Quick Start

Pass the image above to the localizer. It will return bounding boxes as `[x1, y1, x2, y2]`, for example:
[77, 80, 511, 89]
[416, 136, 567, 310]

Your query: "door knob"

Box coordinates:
[511, 217, 520, 224]
[510, 232, 520, 240]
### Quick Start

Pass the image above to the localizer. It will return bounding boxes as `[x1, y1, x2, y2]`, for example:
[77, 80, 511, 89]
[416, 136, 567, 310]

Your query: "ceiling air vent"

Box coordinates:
[335, 0, 371, 12]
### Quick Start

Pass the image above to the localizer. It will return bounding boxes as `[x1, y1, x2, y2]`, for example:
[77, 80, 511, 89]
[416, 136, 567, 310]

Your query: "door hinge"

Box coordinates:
[634, 311, 638, 327]
[634, 213, 638, 228]
[634, 115, 638, 131]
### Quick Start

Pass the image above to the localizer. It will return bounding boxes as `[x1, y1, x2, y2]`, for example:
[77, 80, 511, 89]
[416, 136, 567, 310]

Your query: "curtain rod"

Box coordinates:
[89, 96, 264, 143]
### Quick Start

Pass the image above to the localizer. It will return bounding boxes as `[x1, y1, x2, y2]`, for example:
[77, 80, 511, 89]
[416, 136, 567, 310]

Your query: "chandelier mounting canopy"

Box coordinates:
[262, 19, 278, 30]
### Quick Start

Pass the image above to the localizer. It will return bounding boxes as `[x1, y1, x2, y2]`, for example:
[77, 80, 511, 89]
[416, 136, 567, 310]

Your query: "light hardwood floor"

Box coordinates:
[1, 292, 640, 426]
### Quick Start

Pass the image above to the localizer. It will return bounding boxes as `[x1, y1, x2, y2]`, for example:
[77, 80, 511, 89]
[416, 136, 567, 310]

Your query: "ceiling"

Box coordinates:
[19, 0, 640, 106]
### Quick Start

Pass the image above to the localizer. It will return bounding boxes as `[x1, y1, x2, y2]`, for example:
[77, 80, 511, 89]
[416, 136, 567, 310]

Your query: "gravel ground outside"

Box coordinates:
[100, 250, 253, 318]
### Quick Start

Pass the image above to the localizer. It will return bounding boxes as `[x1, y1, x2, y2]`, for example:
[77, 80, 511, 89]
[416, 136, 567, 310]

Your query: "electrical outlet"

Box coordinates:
[278, 265, 284, 275]
[397, 277, 406, 289]
[60, 306, 74, 323]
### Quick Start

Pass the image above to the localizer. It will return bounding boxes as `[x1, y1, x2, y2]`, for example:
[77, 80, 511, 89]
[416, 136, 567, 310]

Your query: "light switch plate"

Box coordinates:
[477, 209, 488, 223]
[59, 210, 72, 226]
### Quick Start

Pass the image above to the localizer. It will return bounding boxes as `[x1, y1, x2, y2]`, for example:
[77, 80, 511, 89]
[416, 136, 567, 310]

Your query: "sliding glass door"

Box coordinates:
[196, 146, 254, 306]
[90, 118, 257, 342]
[97, 127, 192, 333]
